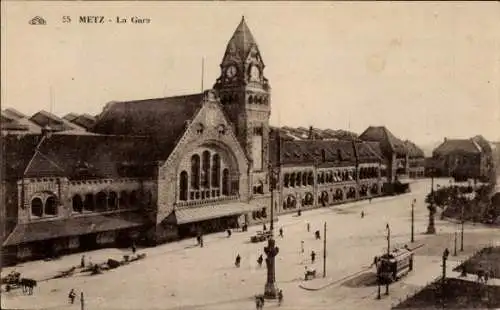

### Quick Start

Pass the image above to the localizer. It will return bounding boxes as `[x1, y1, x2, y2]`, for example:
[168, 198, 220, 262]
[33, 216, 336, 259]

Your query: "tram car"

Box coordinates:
[376, 247, 414, 284]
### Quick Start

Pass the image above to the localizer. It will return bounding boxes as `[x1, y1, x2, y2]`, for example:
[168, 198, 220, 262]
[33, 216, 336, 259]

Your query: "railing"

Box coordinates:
[176, 195, 239, 208]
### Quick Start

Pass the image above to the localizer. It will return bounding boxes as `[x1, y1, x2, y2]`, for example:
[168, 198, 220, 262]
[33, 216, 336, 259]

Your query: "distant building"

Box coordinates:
[404, 140, 425, 178]
[359, 126, 416, 183]
[430, 135, 495, 182]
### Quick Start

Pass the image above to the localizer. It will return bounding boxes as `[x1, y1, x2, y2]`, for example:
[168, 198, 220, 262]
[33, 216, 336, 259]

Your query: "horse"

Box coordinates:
[20, 278, 37, 295]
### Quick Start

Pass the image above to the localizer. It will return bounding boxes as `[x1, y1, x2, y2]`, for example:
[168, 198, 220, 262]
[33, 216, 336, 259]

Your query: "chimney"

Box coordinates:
[308, 126, 314, 140]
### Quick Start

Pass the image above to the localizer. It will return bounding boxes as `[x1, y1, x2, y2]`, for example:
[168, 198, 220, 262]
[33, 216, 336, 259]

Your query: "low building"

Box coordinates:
[431, 136, 495, 182]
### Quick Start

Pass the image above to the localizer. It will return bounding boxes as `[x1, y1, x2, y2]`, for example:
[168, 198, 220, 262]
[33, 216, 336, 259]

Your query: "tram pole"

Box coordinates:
[411, 199, 415, 243]
[323, 222, 327, 278]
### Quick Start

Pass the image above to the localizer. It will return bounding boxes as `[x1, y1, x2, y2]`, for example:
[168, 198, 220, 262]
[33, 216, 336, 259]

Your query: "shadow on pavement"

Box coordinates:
[341, 271, 378, 287]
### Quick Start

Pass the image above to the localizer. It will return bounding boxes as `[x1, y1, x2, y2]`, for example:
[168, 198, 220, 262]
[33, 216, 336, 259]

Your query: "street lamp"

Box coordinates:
[442, 248, 450, 308]
[460, 203, 465, 252]
[411, 199, 416, 243]
[264, 163, 280, 299]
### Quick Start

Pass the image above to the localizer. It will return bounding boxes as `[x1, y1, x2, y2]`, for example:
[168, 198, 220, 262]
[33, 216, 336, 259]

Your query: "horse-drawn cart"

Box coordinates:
[250, 230, 272, 243]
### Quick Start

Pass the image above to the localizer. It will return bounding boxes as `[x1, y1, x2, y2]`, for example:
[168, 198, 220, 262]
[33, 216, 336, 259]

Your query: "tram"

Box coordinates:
[376, 247, 414, 284]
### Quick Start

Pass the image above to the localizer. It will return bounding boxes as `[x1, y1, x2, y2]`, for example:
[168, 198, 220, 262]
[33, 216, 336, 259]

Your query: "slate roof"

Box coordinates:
[471, 135, 492, 154]
[92, 93, 204, 158]
[30, 110, 85, 132]
[359, 126, 407, 156]
[270, 139, 358, 166]
[433, 139, 482, 156]
[64, 113, 96, 131]
[271, 126, 358, 141]
[224, 17, 258, 62]
[355, 141, 384, 163]
[404, 140, 425, 158]
[1, 110, 42, 133]
[1, 133, 166, 181]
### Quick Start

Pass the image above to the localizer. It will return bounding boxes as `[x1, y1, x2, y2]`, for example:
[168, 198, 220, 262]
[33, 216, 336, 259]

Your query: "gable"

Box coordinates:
[162, 90, 249, 171]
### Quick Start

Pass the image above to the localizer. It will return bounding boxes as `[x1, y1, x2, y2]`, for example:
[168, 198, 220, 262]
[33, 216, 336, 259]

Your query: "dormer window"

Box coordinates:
[217, 124, 226, 135]
[195, 123, 204, 135]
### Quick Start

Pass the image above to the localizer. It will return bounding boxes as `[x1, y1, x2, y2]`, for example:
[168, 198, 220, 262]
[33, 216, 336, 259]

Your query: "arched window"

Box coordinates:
[191, 154, 200, 190]
[290, 173, 296, 187]
[211, 154, 221, 188]
[308, 172, 314, 185]
[72, 195, 83, 213]
[180, 171, 188, 201]
[296, 172, 302, 186]
[222, 169, 230, 195]
[302, 172, 307, 186]
[249, 95, 254, 104]
[305, 192, 314, 206]
[108, 191, 118, 210]
[335, 189, 343, 201]
[284, 174, 290, 187]
[286, 195, 297, 209]
[31, 197, 43, 217]
[45, 196, 58, 215]
[202, 151, 210, 188]
[130, 190, 138, 206]
[119, 191, 128, 209]
[95, 191, 107, 212]
[84, 194, 95, 211]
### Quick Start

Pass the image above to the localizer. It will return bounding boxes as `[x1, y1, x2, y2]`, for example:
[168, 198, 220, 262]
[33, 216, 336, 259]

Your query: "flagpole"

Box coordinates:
[201, 57, 205, 92]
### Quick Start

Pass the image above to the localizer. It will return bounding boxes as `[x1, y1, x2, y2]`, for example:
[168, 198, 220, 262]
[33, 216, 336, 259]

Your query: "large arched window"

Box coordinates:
[45, 196, 58, 215]
[308, 172, 314, 185]
[202, 151, 210, 188]
[31, 197, 43, 217]
[302, 172, 308, 186]
[290, 172, 296, 187]
[180, 171, 188, 201]
[211, 154, 221, 188]
[222, 169, 230, 195]
[305, 192, 314, 206]
[95, 191, 107, 212]
[84, 194, 95, 211]
[296, 172, 302, 186]
[191, 154, 200, 190]
[284, 174, 290, 187]
[108, 191, 118, 210]
[72, 195, 83, 213]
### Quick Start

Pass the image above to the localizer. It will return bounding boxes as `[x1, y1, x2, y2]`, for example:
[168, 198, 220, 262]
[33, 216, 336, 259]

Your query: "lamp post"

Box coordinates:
[460, 203, 465, 252]
[264, 163, 280, 299]
[385, 223, 390, 295]
[323, 222, 327, 278]
[442, 248, 450, 308]
[453, 229, 458, 256]
[427, 168, 436, 234]
[411, 199, 416, 243]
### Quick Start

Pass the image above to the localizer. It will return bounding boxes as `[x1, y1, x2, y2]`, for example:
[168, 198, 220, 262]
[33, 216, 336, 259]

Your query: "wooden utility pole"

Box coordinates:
[81, 292, 85, 310]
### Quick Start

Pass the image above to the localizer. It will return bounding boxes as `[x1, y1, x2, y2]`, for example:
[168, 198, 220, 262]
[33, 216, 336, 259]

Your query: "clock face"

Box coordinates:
[250, 65, 260, 81]
[226, 66, 237, 78]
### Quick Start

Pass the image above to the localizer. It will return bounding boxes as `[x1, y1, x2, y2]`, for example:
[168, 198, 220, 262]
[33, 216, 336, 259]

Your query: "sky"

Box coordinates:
[2, 1, 499, 146]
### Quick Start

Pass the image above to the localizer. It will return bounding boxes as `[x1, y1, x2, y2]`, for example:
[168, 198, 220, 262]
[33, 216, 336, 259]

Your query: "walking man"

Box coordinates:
[279, 227, 283, 238]
[68, 289, 76, 304]
[306, 221, 310, 232]
[257, 254, 263, 267]
[301, 240, 305, 253]
[235, 254, 241, 268]
[80, 255, 86, 268]
[311, 250, 316, 264]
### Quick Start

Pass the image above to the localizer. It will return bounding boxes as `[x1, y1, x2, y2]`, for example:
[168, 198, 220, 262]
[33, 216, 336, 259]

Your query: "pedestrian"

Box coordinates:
[361, 210, 365, 218]
[227, 229, 232, 238]
[257, 254, 263, 268]
[315, 230, 320, 240]
[68, 289, 76, 304]
[278, 289, 283, 306]
[235, 254, 241, 268]
[311, 250, 316, 264]
[263, 223, 267, 231]
[131, 242, 137, 254]
[200, 235, 204, 248]
[306, 221, 310, 232]
[301, 240, 305, 253]
[255, 296, 261, 309]
[279, 227, 283, 238]
[80, 255, 85, 268]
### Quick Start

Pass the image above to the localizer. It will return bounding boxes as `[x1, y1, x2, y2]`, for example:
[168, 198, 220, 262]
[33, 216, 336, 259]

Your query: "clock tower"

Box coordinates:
[214, 17, 271, 181]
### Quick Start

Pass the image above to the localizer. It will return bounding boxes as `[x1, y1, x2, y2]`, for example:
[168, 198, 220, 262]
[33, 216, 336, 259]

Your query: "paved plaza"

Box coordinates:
[3, 178, 499, 310]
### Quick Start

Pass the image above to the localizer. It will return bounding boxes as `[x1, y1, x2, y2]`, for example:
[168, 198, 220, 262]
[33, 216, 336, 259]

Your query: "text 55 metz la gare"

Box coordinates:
[62, 16, 151, 24]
